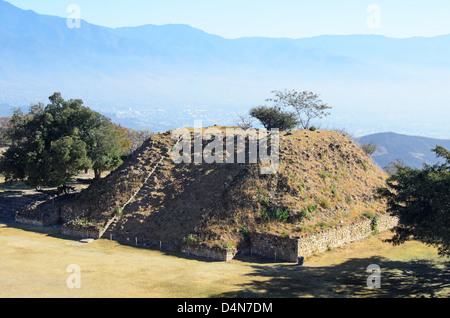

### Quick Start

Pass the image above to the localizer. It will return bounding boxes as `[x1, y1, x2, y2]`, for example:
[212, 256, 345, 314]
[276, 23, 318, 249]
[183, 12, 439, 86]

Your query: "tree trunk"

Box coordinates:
[94, 169, 102, 180]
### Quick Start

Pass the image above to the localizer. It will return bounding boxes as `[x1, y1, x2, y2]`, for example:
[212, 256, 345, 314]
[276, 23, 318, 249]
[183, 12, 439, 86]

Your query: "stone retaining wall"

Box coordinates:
[181, 244, 236, 262]
[14, 216, 46, 227]
[249, 233, 299, 262]
[249, 214, 399, 262]
[61, 224, 101, 239]
[103, 230, 179, 252]
[296, 214, 399, 258]
[0, 196, 36, 223]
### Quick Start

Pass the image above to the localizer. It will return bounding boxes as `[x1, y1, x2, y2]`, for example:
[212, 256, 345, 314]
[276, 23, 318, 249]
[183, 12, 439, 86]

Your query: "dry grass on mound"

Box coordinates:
[39, 128, 389, 251]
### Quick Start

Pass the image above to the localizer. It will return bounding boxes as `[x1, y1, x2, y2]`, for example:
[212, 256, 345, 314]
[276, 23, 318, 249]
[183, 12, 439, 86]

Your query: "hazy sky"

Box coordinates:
[6, 0, 450, 38]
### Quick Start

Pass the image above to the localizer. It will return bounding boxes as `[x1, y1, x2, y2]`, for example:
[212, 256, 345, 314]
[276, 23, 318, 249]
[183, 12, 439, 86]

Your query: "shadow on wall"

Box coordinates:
[213, 256, 450, 298]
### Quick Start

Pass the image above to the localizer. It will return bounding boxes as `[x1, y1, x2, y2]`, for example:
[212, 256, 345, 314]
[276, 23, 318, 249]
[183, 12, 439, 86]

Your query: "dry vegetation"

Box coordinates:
[193, 129, 387, 250]
[55, 127, 388, 253]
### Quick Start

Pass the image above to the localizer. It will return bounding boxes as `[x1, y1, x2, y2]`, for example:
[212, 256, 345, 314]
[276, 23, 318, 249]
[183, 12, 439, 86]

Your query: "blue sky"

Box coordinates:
[6, 0, 450, 38]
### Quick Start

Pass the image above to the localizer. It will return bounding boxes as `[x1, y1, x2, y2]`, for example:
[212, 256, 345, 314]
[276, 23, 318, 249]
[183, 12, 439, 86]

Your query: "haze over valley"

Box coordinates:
[1, 0, 449, 138]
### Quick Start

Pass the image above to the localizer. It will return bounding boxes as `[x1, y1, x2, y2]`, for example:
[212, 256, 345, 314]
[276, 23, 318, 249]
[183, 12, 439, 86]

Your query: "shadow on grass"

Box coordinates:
[0, 181, 32, 192]
[1, 222, 68, 239]
[213, 256, 450, 298]
[1, 222, 232, 264]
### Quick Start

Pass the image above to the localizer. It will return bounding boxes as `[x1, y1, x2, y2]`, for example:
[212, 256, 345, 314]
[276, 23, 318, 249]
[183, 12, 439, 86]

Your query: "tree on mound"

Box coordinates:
[381, 146, 450, 257]
[0, 93, 125, 190]
[267, 90, 332, 130]
[249, 106, 298, 131]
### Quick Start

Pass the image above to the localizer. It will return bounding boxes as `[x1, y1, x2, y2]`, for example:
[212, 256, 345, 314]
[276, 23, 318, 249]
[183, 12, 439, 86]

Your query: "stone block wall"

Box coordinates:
[181, 244, 236, 262]
[15, 216, 46, 227]
[0, 196, 36, 223]
[61, 223, 101, 239]
[248, 214, 399, 262]
[296, 214, 399, 258]
[249, 232, 299, 262]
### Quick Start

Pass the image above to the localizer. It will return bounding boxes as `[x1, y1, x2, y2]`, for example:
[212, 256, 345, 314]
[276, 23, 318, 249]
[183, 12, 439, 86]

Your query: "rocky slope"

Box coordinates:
[54, 127, 387, 253]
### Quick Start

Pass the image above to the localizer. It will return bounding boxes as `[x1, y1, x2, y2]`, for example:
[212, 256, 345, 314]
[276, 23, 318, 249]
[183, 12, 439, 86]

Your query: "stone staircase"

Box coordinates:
[97, 136, 180, 239]
[0, 196, 35, 223]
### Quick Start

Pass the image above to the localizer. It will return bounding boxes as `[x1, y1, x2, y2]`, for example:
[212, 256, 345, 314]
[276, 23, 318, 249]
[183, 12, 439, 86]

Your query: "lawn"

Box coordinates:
[0, 223, 448, 298]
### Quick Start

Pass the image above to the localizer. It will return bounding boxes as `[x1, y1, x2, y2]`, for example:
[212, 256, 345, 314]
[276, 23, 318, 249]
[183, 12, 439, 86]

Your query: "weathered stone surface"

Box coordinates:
[248, 214, 399, 262]
[181, 244, 236, 262]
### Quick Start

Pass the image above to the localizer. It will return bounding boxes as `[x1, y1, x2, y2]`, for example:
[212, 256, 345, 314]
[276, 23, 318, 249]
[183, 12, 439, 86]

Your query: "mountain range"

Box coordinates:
[356, 132, 450, 169]
[0, 0, 449, 137]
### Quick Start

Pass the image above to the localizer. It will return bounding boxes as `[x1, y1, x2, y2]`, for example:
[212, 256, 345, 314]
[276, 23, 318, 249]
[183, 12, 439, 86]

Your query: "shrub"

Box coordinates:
[74, 218, 95, 227]
[275, 208, 290, 222]
[300, 209, 310, 220]
[361, 161, 368, 171]
[319, 198, 331, 209]
[331, 185, 337, 197]
[372, 215, 380, 234]
[260, 206, 290, 223]
[330, 184, 341, 200]
[317, 221, 332, 228]
[185, 234, 198, 245]
[115, 207, 123, 217]
[360, 141, 378, 156]
[297, 226, 314, 233]
[319, 171, 329, 179]
[239, 226, 250, 241]
[259, 197, 271, 208]
[362, 211, 376, 219]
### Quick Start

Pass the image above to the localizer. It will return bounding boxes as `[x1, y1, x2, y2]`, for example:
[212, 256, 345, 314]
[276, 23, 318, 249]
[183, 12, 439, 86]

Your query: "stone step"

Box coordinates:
[0, 212, 16, 222]
[0, 197, 37, 223]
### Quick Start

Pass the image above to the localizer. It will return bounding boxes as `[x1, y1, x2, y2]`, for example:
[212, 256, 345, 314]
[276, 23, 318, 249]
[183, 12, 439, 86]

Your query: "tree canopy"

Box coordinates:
[267, 90, 332, 130]
[249, 106, 299, 131]
[0, 93, 126, 189]
[380, 146, 450, 257]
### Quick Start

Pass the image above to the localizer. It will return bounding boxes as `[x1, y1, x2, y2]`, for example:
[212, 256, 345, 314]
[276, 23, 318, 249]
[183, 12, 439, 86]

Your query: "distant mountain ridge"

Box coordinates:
[356, 132, 450, 169]
[2, 0, 450, 86]
[1, 0, 450, 135]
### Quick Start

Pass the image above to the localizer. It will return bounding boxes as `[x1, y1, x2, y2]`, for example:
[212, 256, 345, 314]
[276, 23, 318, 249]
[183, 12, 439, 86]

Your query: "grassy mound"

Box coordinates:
[61, 127, 387, 251]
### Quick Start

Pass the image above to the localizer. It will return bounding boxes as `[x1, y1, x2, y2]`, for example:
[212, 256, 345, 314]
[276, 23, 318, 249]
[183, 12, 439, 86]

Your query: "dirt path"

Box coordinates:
[0, 223, 448, 298]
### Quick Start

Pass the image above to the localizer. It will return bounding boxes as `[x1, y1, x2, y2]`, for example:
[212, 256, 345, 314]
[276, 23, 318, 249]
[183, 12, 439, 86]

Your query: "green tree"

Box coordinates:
[113, 124, 133, 153]
[267, 90, 332, 130]
[0, 93, 125, 189]
[88, 125, 124, 180]
[249, 106, 299, 131]
[380, 146, 450, 257]
[48, 136, 91, 187]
